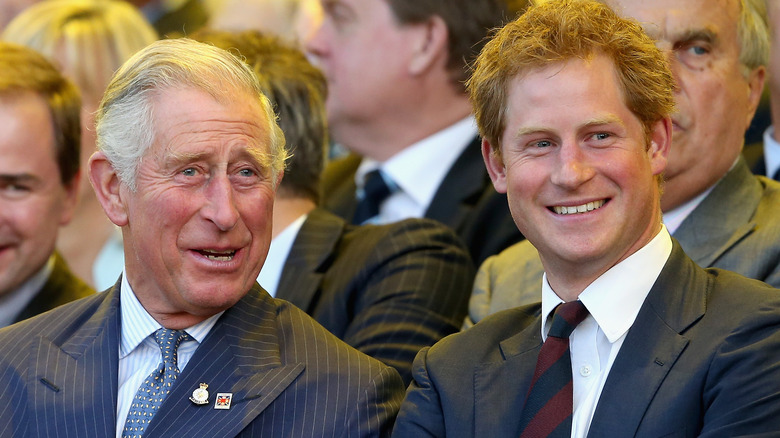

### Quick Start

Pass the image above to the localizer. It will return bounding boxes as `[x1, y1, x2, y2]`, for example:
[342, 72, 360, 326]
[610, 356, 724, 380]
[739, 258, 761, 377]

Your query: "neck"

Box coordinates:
[272, 194, 316, 238]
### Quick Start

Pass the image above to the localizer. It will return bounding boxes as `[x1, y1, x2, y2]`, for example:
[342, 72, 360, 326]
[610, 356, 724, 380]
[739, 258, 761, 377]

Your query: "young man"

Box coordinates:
[393, 1, 780, 436]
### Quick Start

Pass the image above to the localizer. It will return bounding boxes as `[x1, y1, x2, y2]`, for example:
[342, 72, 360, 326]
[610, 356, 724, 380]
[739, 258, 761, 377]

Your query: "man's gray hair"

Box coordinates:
[95, 38, 287, 191]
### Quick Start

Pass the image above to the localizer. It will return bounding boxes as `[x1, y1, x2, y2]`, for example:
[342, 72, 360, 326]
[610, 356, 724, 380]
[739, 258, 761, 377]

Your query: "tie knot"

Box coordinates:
[547, 300, 589, 339]
[153, 328, 189, 364]
[353, 169, 395, 224]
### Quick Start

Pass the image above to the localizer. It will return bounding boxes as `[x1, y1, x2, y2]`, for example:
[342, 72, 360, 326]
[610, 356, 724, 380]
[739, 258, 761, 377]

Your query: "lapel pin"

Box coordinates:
[189, 383, 209, 405]
[214, 393, 233, 410]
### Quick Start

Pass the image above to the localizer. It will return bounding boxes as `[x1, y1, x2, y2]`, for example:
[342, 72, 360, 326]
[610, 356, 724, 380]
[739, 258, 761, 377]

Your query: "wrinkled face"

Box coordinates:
[118, 87, 278, 321]
[304, 0, 421, 140]
[608, 0, 764, 209]
[0, 93, 77, 296]
[483, 55, 669, 281]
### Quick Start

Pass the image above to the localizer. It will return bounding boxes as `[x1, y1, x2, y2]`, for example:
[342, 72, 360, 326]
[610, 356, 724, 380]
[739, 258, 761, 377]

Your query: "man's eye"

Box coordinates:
[534, 140, 552, 148]
[181, 168, 197, 176]
[238, 168, 256, 177]
[593, 133, 610, 140]
[688, 45, 708, 56]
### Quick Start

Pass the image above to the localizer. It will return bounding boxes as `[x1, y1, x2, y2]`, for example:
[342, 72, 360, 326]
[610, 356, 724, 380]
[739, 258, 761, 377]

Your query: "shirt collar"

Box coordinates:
[541, 225, 673, 343]
[257, 213, 308, 297]
[0, 255, 54, 327]
[119, 272, 223, 358]
[355, 116, 478, 209]
[762, 126, 780, 178]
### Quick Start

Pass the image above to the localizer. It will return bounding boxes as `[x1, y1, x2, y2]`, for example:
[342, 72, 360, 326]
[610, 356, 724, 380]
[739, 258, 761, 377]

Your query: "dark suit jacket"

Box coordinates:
[0, 282, 404, 437]
[466, 158, 780, 327]
[13, 251, 94, 324]
[276, 208, 475, 384]
[394, 242, 780, 437]
[320, 136, 524, 265]
[743, 141, 767, 176]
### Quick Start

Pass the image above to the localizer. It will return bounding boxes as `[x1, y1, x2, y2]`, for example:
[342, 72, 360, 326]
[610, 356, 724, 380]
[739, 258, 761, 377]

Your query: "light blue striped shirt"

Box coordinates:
[115, 272, 222, 437]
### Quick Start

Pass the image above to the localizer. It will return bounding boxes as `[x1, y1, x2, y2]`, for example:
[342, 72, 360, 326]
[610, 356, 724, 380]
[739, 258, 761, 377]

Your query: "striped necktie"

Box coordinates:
[519, 300, 590, 437]
[122, 328, 190, 437]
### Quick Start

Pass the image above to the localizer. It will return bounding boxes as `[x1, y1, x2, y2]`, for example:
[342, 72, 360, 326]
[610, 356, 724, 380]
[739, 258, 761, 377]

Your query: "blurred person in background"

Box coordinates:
[2, 0, 159, 290]
[0, 42, 93, 328]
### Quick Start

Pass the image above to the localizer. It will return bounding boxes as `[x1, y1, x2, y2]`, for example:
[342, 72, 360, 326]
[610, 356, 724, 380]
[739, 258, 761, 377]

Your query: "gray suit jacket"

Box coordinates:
[466, 158, 780, 327]
[276, 208, 474, 385]
[0, 282, 404, 437]
[395, 242, 780, 437]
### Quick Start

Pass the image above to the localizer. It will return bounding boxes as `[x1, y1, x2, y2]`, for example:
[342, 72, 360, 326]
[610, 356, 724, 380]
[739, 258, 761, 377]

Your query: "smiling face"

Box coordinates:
[0, 92, 78, 296]
[483, 55, 670, 297]
[607, 0, 765, 211]
[112, 87, 278, 326]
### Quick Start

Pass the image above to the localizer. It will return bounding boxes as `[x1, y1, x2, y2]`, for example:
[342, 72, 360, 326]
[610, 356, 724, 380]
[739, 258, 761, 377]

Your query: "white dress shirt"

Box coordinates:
[762, 126, 780, 179]
[256, 213, 307, 297]
[354, 116, 477, 223]
[540, 226, 673, 437]
[0, 255, 53, 328]
[116, 273, 222, 437]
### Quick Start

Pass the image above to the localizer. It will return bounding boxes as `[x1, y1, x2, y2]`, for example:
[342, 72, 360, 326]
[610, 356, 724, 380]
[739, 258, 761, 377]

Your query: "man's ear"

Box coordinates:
[482, 138, 508, 193]
[89, 151, 129, 226]
[408, 15, 449, 76]
[647, 116, 672, 177]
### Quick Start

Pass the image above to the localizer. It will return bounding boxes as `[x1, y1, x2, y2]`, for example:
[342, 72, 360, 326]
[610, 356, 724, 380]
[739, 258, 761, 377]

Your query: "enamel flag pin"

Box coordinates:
[189, 383, 209, 405]
[214, 393, 233, 410]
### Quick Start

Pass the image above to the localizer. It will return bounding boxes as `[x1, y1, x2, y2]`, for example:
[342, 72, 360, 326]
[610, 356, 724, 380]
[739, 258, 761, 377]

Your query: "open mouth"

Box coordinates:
[196, 249, 237, 261]
[550, 199, 607, 215]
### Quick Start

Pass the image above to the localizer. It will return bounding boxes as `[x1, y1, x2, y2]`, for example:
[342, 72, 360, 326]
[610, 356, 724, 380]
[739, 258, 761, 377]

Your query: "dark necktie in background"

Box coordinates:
[519, 300, 590, 438]
[352, 169, 394, 225]
[773, 166, 780, 181]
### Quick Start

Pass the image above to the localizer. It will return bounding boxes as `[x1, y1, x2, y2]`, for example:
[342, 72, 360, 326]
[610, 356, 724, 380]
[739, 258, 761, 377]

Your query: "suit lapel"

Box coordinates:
[674, 158, 761, 267]
[321, 153, 361, 221]
[424, 136, 488, 230]
[145, 287, 304, 437]
[275, 209, 345, 312]
[474, 316, 543, 436]
[588, 242, 706, 436]
[31, 286, 121, 437]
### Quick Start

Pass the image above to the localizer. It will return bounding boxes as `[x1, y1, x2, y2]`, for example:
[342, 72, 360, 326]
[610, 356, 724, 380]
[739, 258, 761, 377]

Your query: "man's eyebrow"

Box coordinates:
[674, 28, 718, 46]
[0, 174, 38, 184]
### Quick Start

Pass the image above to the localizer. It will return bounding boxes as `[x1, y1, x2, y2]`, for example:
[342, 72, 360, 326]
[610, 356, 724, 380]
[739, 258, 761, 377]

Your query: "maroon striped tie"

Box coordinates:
[519, 300, 589, 437]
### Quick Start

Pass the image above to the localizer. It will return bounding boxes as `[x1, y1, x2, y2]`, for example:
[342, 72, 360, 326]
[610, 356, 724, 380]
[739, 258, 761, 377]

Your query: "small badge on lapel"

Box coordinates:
[189, 383, 209, 405]
[214, 393, 233, 410]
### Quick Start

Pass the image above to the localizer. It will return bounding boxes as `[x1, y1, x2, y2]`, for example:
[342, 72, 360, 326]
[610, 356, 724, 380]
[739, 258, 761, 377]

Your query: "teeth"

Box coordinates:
[553, 200, 605, 215]
[201, 250, 235, 261]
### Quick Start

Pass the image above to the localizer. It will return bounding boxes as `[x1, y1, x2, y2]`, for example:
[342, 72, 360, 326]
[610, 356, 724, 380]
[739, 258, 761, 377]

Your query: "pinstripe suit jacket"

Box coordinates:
[0, 282, 405, 437]
[320, 137, 524, 266]
[276, 208, 474, 385]
[465, 158, 780, 327]
[12, 252, 94, 325]
[395, 242, 780, 437]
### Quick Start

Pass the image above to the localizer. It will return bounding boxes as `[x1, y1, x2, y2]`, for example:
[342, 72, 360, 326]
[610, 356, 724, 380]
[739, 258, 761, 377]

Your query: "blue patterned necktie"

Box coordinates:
[122, 328, 190, 438]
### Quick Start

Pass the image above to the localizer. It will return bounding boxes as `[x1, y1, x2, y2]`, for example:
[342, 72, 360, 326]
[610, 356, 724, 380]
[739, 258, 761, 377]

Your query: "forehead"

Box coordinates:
[607, 0, 740, 43]
[148, 87, 271, 158]
[0, 93, 58, 167]
[505, 56, 633, 129]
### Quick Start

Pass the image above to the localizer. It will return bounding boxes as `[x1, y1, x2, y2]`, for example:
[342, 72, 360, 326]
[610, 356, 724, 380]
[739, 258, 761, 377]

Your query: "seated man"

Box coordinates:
[192, 29, 475, 385]
[466, 0, 780, 327]
[393, 1, 780, 436]
[0, 42, 94, 328]
[0, 38, 404, 437]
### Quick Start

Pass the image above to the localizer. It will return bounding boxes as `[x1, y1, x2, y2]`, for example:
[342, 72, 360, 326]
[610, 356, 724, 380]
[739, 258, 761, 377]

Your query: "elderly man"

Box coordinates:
[466, 0, 780, 327]
[192, 29, 475, 385]
[0, 42, 93, 328]
[393, 1, 780, 436]
[307, 0, 524, 265]
[0, 38, 404, 437]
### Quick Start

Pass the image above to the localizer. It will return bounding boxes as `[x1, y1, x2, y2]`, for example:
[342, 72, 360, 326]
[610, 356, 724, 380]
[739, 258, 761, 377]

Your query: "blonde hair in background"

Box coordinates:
[1, 0, 158, 103]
